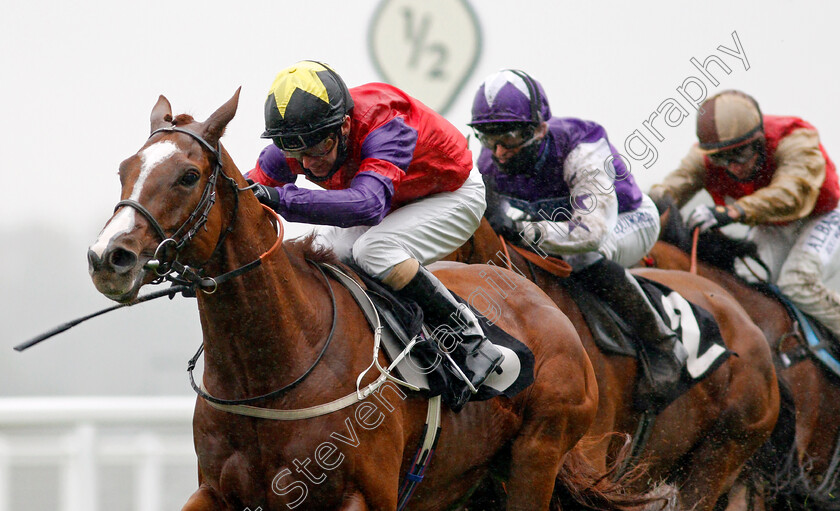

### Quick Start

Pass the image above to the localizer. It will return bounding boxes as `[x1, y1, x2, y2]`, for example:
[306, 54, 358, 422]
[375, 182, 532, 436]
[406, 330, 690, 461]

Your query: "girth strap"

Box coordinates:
[398, 395, 443, 510]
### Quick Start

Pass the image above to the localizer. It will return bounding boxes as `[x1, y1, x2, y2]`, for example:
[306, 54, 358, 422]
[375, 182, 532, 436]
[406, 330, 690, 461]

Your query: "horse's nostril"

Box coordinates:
[87, 249, 103, 271]
[107, 248, 138, 274]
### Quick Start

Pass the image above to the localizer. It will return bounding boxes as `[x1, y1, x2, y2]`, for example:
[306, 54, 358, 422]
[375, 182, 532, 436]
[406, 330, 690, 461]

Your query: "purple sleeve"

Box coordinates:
[273, 171, 395, 227]
[253, 144, 297, 185]
[360, 116, 417, 171]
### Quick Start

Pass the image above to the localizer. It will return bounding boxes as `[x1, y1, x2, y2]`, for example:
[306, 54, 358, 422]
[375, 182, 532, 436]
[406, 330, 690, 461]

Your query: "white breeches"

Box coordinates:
[316, 171, 486, 280]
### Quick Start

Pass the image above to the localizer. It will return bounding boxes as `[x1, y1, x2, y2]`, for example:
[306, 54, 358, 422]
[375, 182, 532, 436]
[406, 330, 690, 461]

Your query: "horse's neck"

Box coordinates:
[195, 198, 329, 399]
[471, 229, 587, 332]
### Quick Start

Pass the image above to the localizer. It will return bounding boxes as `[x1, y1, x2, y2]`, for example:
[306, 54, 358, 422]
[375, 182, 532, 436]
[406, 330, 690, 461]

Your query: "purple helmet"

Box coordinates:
[468, 69, 551, 127]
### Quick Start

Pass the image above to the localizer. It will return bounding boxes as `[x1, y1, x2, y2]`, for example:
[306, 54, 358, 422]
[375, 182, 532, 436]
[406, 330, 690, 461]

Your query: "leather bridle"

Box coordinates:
[109, 126, 345, 408]
[114, 126, 243, 290]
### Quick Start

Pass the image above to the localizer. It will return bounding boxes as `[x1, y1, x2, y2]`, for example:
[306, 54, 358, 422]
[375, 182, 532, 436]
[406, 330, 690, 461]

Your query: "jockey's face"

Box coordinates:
[294, 116, 351, 178]
[708, 140, 764, 182]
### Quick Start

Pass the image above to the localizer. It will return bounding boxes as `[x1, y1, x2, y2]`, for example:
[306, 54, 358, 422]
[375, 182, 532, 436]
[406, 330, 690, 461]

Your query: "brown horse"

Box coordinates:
[646, 198, 840, 509]
[446, 218, 780, 511]
[86, 90, 664, 510]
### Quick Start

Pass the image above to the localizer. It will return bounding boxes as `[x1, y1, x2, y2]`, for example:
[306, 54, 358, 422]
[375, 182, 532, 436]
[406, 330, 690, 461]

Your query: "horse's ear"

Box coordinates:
[202, 87, 241, 146]
[150, 95, 173, 133]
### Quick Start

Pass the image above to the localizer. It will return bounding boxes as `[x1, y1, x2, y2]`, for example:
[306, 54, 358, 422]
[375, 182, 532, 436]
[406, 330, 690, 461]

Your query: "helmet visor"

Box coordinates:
[270, 130, 328, 152]
[275, 133, 337, 160]
[707, 142, 758, 166]
[474, 126, 537, 150]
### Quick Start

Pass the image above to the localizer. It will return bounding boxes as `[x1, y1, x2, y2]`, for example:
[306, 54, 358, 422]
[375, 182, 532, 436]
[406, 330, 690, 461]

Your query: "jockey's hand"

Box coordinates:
[515, 221, 544, 246]
[504, 204, 530, 224]
[488, 202, 529, 238]
[687, 204, 734, 233]
[251, 183, 282, 211]
[504, 205, 546, 245]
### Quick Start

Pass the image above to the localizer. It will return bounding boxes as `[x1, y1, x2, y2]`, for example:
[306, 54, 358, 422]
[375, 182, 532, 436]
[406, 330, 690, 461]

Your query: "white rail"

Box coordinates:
[0, 397, 197, 511]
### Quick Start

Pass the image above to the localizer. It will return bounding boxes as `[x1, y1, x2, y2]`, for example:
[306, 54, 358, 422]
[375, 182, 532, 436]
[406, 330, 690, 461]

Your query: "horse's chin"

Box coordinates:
[90, 268, 148, 303]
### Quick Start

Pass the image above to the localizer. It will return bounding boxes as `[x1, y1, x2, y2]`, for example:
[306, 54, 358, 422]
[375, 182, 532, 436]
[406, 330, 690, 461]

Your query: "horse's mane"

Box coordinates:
[285, 233, 341, 265]
[653, 195, 763, 274]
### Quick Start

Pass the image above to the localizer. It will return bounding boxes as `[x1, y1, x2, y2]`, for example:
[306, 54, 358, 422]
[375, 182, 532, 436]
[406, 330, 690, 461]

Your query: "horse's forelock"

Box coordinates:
[656, 197, 761, 272]
[171, 113, 196, 127]
[652, 194, 676, 216]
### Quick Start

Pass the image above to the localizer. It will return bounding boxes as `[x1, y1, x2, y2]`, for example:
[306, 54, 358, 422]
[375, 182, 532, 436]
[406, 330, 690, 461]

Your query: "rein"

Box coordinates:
[690, 226, 700, 274]
[119, 128, 417, 415]
[497, 234, 572, 278]
[187, 260, 338, 406]
[15, 127, 281, 347]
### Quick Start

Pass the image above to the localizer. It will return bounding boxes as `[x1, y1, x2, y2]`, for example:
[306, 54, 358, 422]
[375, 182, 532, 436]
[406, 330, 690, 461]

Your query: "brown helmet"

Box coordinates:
[696, 90, 764, 153]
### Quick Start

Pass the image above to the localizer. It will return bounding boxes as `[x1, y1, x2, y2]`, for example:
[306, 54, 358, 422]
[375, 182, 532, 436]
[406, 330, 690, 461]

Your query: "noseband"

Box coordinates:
[115, 127, 239, 286]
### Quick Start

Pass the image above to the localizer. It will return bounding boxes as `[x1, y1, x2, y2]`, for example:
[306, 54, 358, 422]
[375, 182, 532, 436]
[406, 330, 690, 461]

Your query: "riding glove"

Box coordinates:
[687, 204, 734, 233]
[251, 183, 282, 212]
[504, 203, 530, 224]
[488, 201, 528, 238]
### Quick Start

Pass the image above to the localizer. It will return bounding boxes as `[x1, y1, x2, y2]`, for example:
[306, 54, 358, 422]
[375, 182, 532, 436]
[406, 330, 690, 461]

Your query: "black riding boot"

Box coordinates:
[398, 265, 505, 411]
[575, 258, 688, 412]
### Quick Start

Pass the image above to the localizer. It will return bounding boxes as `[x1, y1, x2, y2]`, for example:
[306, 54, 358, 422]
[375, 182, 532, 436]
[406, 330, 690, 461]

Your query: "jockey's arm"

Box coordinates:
[246, 145, 298, 187]
[526, 139, 619, 254]
[258, 172, 395, 227]
[648, 145, 707, 208]
[246, 143, 397, 227]
[735, 128, 826, 224]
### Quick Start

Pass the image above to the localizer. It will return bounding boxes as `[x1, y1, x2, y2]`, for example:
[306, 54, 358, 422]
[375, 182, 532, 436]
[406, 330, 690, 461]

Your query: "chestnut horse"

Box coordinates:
[86, 90, 663, 510]
[446, 218, 780, 511]
[646, 199, 840, 509]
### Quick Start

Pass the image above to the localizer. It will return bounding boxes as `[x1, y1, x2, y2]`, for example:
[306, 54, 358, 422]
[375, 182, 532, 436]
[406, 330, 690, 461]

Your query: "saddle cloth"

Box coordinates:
[564, 274, 732, 405]
[326, 264, 535, 408]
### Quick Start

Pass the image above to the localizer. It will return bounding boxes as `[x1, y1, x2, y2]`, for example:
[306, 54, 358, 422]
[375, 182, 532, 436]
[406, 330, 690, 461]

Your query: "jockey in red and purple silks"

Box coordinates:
[246, 60, 503, 412]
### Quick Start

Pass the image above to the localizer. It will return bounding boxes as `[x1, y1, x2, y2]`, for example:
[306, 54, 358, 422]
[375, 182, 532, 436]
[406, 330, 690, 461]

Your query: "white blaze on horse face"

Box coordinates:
[90, 141, 179, 258]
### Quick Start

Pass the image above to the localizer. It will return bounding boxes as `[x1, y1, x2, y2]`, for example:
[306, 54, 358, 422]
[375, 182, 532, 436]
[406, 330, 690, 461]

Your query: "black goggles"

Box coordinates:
[474, 126, 538, 150]
[275, 133, 337, 160]
[270, 130, 333, 152]
[708, 143, 758, 166]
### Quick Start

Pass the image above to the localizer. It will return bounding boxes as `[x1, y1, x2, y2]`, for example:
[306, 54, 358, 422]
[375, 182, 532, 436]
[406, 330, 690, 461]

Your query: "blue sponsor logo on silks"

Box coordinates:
[614, 210, 657, 236]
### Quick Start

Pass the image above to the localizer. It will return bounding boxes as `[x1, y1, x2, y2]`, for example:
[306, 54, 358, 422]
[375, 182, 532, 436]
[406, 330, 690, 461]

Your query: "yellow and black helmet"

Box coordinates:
[261, 61, 354, 151]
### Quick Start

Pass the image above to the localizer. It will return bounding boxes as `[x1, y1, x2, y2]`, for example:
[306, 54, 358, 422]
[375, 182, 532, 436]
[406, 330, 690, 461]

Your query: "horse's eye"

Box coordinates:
[179, 170, 200, 187]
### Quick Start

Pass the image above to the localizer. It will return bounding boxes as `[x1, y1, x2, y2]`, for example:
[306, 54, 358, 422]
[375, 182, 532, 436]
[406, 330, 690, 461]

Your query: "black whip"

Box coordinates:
[14, 285, 191, 352]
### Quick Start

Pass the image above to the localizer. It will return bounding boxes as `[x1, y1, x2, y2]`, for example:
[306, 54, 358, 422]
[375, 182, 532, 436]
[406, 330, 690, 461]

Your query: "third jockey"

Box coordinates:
[650, 89, 840, 339]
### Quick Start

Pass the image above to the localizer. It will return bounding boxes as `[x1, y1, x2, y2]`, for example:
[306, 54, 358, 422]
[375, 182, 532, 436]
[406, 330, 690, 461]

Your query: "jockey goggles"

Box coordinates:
[707, 142, 757, 167]
[474, 126, 538, 150]
[273, 132, 337, 160]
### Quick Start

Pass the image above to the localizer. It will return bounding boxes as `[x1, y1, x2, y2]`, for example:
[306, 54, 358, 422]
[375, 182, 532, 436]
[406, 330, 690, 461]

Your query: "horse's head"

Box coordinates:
[88, 89, 243, 302]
